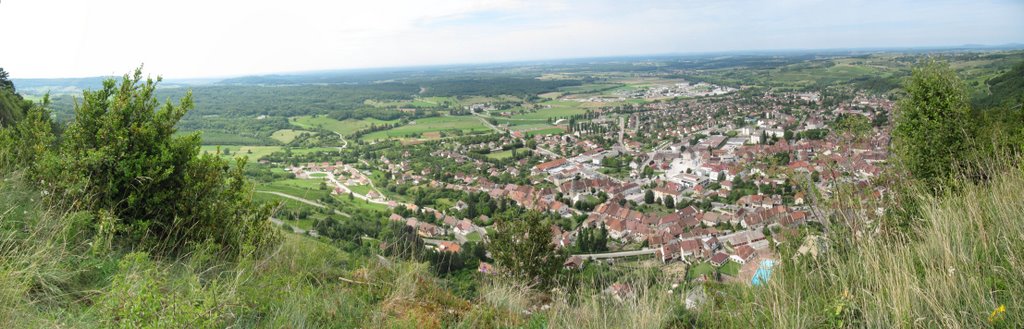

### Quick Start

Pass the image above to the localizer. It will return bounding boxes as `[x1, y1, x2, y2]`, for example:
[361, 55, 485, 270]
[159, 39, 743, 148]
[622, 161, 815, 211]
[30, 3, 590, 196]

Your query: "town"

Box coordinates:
[273, 81, 895, 286]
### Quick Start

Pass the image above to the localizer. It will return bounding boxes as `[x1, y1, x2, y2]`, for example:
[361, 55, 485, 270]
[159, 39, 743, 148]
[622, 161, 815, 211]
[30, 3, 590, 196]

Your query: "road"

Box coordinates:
[323, 172, 398, 206]
[333, 132, 348, 150]
[256, 190, 351, 218]
[268, 216, 318, 237]
[423, 238, 451, 246]
[573, 248, 656, 260]
[474, 112, 503, 133]
[535, 146, 560, 159]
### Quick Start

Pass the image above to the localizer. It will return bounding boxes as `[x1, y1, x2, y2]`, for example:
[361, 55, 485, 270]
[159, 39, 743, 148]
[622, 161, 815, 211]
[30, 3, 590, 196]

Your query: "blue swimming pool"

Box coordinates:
[751, 259, 775, 286]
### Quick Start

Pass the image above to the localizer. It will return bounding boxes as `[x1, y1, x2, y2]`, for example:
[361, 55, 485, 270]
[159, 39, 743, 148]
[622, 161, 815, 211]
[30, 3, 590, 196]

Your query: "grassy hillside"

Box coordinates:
[688, 168, 1024, 328]
[4, 165, 1021, 327]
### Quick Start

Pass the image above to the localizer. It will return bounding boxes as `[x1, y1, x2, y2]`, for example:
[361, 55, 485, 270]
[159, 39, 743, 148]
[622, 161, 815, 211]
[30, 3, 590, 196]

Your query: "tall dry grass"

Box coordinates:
[707, 166, 1024, 328]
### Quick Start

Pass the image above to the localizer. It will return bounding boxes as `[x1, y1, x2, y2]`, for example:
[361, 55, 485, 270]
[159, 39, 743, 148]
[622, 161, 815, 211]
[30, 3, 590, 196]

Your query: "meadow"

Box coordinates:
[199, 145, 283, 162]
[290, 115, 397, 135]
[270, 129, 315, 143]
[359, 115, 491, 141]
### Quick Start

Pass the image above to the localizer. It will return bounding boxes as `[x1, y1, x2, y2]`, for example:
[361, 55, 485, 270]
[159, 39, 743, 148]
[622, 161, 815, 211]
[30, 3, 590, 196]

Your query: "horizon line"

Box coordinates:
[11, 42, 1024, 81]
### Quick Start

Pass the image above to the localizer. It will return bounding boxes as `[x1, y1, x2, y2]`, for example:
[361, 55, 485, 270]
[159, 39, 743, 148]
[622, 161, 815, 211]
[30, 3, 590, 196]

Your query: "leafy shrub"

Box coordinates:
[38, 68, 279, 258]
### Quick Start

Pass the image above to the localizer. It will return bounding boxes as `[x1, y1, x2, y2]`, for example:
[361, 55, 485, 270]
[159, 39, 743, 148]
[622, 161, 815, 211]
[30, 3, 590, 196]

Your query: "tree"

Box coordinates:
[43, 68, 279, 257]
[489, 210, 566, 288]
[834, 114, 871, 142]
[892, 60, 973, 192]
[0, 68, 13, 92]
[663, 195, 675, 209]
[644, 189, 655, 204]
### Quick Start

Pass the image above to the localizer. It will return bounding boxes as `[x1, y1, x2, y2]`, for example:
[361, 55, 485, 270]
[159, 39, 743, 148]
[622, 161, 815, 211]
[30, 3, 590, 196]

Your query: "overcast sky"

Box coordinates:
[2, 0, 1022, 79]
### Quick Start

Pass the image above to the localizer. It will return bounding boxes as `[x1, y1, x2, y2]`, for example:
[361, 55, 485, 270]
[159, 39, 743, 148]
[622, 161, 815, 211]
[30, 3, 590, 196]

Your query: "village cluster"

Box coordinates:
[286, 87, 894, 283]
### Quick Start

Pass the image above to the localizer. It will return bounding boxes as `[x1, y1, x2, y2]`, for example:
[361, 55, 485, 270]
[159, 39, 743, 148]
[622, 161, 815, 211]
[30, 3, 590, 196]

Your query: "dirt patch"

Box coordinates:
[422, 131, 441, 139]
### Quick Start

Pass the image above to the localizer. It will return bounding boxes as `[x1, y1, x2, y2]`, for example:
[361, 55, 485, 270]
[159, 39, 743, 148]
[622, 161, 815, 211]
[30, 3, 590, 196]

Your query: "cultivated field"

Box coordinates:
[359, 115, 491, 141]
[199, 145, 283, 162]
[271, 129, 315, 143]
[290, 115, 398, 135]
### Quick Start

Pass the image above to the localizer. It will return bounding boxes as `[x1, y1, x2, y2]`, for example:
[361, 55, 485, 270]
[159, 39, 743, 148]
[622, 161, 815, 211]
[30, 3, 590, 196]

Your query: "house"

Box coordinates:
[652, 185, 683, 202]
[729, 245, 756, 264]
[454, 219, 475, 235]
[532, 158, 569, 175]
[416, 222, 443, 237]
[710, 252, 731, 267]
[564, 256, 585, 270]
[794, 192, 806, 205]
[719, 230, 767, 249]
[438, 241, 462, 253]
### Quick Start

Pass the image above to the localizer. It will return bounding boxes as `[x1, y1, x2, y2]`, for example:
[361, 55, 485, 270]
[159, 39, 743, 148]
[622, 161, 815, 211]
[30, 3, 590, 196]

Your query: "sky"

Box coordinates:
[1, 0, 1022, 79]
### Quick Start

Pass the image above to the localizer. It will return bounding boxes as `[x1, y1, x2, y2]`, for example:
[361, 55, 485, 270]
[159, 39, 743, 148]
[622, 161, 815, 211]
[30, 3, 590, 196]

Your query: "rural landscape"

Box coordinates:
[1, 0, 1023, 328]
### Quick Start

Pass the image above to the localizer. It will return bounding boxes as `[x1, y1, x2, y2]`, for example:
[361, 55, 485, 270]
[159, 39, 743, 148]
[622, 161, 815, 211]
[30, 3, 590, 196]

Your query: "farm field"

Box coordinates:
[253, 193, 320, 230]
[507, 123, 557, 131]
[290, 115, 397, 136]
[200, 145, 340, 162]
[346, 184, 372, 196]
[558, 82, 623, 94]
[199, 145, 282, 162]
[270, 129, 314, 143]
[291, 147, 341, 155]
[523, 127, 565, 136]
[258, 179, 330, 200]
[365, 96, 457, 108]
[485, 147, 527, 160]
[514, 100, 587, 120]
[195, 131, 269, 145]
[359, 115, 491, 141]
[455, 95, 522, 106]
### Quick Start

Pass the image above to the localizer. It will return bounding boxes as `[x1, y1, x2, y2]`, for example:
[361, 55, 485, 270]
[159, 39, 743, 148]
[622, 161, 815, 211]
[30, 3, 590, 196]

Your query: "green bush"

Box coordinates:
[37, 68, 279, 258]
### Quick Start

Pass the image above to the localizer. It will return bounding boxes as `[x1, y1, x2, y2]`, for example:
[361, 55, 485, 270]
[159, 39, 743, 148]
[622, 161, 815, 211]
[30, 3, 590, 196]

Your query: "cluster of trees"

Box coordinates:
[573, 225, 609, 253]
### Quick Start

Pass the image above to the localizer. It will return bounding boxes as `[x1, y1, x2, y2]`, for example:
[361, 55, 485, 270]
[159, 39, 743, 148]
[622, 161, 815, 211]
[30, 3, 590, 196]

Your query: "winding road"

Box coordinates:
[256, 190, 351, 218]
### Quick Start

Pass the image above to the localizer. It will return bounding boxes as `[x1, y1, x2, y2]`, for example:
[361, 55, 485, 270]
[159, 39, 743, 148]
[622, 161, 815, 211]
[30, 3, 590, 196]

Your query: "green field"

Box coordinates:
[365, 96, 457, 108]
[195, 131, 269, 145]
[485, 148, 527, 160]
[720, 261, 742, 276]
[291, 147, 341, 155]
[522, 127, 565, 136]
[559, 83, 624, 94]
[510, 100, 587, 120]
[687, 262, 715, 280]
[258, 179, 330, 200]
[347, 184, 372, 196]
[359, 116, 491, 141]
[199, 145, 338, 162]
[290, 115, 397, 135]
[456, 95, 522, 106]
[270, 129, 314, 144]
[253, 193, 320, 230]
[199, 145, 282, 162]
